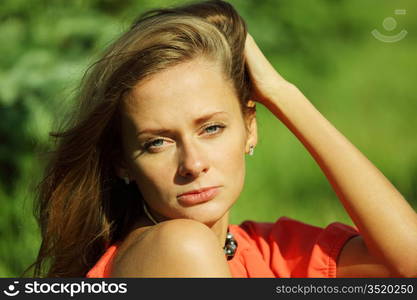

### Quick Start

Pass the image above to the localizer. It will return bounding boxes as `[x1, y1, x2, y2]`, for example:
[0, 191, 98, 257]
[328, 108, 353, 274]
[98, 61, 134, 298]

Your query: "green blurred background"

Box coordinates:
[0, 0, 416, 277]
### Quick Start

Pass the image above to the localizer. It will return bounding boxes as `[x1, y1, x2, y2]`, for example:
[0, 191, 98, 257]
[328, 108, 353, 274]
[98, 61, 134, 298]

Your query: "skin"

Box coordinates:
[114, 57, 257, 275]
[112, 34, 417, 278]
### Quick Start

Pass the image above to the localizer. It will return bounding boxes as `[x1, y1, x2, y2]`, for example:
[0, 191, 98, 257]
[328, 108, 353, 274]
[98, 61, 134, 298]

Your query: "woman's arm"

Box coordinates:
[244, 34, 417, 277]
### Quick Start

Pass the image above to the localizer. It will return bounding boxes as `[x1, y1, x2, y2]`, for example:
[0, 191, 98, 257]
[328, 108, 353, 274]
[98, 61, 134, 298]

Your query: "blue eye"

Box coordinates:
[204, 124, 225, 134]
[144, 139, 164, 150]
[143, 124, 226, 152]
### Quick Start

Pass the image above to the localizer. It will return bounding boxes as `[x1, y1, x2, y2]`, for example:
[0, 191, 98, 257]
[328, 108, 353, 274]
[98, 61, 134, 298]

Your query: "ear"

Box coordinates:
[244, 106, 258, 154]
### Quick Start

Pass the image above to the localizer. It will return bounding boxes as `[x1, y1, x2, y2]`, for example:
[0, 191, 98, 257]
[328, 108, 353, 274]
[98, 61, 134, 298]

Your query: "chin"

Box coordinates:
[180, 200, 231, 227]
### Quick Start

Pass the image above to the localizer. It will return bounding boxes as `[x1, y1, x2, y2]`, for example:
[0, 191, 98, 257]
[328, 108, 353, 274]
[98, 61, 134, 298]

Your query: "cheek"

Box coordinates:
[128, 158, 172, 197]
[219, 144, 244, 170]
[214, 131, 247, 180]
[217, 145, 246, 203]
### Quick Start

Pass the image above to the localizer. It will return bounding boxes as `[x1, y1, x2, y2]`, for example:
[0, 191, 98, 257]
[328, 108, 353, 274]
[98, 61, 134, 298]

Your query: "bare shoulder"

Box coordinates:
[110, 219, 232, 277]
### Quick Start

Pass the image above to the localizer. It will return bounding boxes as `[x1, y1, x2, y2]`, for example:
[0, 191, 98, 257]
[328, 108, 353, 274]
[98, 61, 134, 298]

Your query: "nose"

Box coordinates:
[177, 139, 209, 179]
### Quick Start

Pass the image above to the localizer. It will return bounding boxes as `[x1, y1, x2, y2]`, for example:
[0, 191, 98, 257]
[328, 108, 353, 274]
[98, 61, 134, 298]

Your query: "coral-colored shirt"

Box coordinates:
[86, 216, 359, 278]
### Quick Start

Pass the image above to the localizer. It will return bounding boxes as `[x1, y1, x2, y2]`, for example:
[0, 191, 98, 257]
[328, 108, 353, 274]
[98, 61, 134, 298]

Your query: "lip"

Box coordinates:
[177, 186, 221, 206]
[178, 186, 220, 197]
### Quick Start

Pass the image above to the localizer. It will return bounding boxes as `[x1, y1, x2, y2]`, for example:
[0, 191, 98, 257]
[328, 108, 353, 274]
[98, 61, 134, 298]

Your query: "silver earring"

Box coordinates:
[249, 145, 255, 156]
[123, 177, 130, 185]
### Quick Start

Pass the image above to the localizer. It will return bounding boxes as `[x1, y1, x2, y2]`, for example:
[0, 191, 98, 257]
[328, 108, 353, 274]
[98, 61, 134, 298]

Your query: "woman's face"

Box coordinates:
[118, 58, 257, 226]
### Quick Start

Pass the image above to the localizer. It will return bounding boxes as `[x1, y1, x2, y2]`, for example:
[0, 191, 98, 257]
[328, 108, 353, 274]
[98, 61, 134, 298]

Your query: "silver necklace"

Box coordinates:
[142, 200, 237, 260]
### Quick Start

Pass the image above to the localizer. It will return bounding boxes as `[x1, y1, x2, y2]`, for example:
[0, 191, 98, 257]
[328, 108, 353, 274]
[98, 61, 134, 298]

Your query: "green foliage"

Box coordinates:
[0, 0, 416, 276]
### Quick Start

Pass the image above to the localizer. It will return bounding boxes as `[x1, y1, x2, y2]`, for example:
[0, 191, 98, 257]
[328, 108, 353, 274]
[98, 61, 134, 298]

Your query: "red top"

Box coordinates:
[86, 216, 359, 278]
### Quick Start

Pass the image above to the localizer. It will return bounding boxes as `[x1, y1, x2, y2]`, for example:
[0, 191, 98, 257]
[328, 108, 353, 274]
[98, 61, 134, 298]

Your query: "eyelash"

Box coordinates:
[143, 123, 226, 151]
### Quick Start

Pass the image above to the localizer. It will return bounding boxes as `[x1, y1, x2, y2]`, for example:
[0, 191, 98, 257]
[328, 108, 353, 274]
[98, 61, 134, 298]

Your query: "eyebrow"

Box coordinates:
[136, 111, 229, 137]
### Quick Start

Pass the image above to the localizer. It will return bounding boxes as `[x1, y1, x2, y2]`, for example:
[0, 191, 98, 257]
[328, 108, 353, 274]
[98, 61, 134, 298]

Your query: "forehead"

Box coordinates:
[123, 58, 240, 125]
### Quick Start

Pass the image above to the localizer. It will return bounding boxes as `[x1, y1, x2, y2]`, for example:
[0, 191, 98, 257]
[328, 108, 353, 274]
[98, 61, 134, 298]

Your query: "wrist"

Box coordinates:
[262, 80, 301, 107]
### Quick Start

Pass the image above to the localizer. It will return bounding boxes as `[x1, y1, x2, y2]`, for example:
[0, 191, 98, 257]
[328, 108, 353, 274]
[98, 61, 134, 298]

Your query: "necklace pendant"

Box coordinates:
[223, 229, 238, 260]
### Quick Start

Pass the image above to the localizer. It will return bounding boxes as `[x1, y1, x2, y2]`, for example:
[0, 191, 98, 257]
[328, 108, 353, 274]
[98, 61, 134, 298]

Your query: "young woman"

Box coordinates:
[30, 0, 417, 278]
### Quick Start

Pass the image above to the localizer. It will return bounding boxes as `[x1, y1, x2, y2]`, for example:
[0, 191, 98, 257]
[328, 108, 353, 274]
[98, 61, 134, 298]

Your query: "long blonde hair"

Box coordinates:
[28, 0, 254, 277]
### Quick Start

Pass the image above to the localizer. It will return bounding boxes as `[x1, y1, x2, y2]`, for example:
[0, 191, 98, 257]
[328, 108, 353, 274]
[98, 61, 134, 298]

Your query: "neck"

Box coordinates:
[210, 210, 230, 249]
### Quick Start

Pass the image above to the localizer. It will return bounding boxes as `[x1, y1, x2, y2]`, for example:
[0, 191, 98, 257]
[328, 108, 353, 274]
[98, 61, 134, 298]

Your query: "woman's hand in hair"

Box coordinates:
[244, 33, 295, 108]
